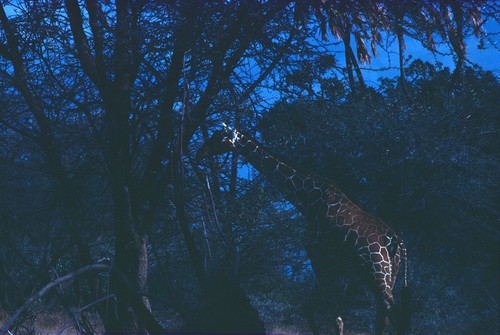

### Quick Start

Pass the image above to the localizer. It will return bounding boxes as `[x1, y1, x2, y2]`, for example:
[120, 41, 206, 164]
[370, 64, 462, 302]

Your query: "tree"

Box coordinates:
[1, 0, 297, 332]
[296, 0, 495, 90]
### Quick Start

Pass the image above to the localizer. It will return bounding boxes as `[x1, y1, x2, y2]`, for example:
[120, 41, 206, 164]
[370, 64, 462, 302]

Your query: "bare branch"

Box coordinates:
[0, 264, 109, 335]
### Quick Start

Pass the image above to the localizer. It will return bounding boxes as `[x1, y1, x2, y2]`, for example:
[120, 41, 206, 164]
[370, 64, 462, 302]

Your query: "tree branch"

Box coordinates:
[0, 118, 37, 140]
[0, 42, 10, 60]
[0, 264, 110, 335]
[136, 5, 197, 217]
[180, 1, 288, 151]
[64, 0, 106, 88]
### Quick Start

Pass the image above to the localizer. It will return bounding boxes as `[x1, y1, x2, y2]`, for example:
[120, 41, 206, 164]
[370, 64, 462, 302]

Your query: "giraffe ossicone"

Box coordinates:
[198, 125, 410, 335]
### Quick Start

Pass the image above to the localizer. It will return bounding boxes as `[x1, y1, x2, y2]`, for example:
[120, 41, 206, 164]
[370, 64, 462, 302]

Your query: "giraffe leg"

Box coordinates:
[375, 300, 389, 335]
[386, 302, 407, 335]
[376, 296, 409, 335]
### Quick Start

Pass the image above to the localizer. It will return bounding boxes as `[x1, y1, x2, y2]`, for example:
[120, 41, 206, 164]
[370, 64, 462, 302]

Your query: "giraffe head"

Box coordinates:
[196, 123, 238, 160]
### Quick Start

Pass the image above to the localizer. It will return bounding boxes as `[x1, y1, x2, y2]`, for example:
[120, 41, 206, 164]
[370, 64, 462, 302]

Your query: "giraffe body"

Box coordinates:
[198, 125, 409, 335]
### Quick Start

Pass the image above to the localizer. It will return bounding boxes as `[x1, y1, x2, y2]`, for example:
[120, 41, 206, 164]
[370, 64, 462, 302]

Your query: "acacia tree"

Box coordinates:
[0, 0, 497, 333]
[0, 0, 298, 332]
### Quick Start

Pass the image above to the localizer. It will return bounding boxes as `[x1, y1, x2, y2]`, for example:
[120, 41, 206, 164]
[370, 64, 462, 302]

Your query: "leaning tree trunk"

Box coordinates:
[349, 45, 367, 91]
[342, 33, 356, 90]
[342, 31, 366, 92]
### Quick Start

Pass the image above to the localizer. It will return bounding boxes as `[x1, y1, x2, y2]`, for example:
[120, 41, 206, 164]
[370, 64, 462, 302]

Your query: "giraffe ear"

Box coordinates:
[222, 122, 233, 132]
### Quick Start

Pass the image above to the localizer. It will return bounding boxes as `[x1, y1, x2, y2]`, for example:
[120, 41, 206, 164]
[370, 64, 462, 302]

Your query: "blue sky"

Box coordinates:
[359, 20, 500, 85]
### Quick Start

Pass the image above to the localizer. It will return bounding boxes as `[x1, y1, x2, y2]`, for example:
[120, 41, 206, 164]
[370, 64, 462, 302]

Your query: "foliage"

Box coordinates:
[258, 62, 499, 333]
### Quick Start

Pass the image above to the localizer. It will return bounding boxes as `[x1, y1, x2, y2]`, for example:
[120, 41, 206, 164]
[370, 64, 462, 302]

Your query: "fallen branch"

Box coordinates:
[0, 263, 109, 335]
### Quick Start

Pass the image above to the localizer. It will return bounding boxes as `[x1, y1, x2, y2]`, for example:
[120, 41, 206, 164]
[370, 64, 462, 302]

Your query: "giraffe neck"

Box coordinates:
[231, 130, 326, 214]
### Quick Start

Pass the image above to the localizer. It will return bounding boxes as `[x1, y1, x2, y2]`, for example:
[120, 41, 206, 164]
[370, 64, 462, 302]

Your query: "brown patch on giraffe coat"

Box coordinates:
[370, 251, 384, 263]
[261, 156, 277, 171]
[296, 188, 308, 202]
[303, 178, 315, 192]
[278, 163, 295, 178]
[284, 177, 294, 191]
[308, 188, 322, 203]
[292, 175, 304, 189]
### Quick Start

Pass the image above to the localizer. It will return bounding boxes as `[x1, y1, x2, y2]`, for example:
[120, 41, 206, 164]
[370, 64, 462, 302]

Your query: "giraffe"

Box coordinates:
[197, 124, 410, 335]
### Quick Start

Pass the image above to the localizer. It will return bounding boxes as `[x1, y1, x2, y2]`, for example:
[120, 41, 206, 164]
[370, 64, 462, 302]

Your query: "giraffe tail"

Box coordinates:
[397, 239, 411, 334]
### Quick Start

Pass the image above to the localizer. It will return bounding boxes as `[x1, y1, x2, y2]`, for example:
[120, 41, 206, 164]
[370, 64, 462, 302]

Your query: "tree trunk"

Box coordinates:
[103, 88, 155, 331]
[450, 3, 466, 81]
[182, 272, 265, 334]
[343, 34, 356, 90]
[172, 139, 209, 291]
[349, 45, 367, 91]
[396, 27, 408, 97]
[64, 1, 157, 329]
[394, 9, 409, 97]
